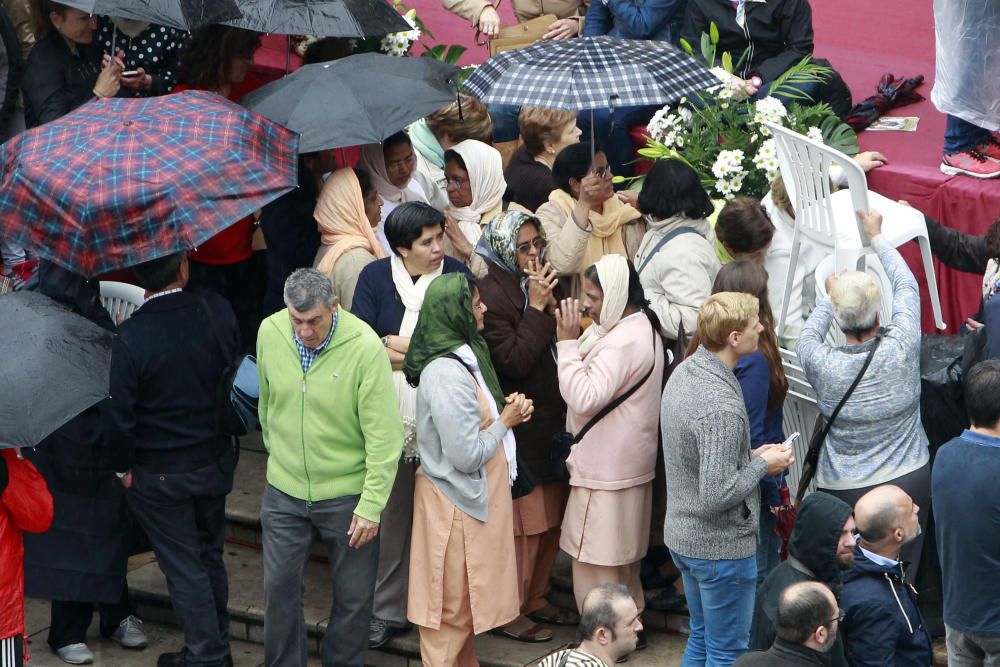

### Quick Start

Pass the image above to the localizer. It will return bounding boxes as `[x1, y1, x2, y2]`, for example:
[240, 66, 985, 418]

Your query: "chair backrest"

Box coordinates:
[780, 347, 818, 497]
[762, 122, 871, 253]
[813, 253, 893, 347]
[99, 281, 145, 323]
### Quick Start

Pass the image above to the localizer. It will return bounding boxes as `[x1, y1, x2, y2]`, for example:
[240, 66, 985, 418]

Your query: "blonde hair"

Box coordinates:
[518, 106, 578, 157]
[425, 94, 493, 144]
[697, 292, 759, 352]
[830, 271, 881, 335]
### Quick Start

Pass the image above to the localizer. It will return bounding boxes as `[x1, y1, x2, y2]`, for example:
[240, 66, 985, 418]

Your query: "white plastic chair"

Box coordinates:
[812, 253, 894, 347]
[762, 122, 946, 335]
[779, 347, 818, 498]
[100, 281, 145, 323]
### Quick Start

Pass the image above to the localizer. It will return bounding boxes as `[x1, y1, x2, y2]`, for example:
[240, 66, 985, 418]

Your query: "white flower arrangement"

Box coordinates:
[806, 126, 824, 143]
[380, 8, 421, 57]
[753, 97, 788, 133]
[752, 138, 780, 182]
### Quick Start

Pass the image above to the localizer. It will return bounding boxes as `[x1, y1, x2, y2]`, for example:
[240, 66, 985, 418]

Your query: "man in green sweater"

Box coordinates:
[256, 269, 403, 667]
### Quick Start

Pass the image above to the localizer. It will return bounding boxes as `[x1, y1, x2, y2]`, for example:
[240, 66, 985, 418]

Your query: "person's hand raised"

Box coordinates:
[856, 208, 883, 240]
[555, 297, 582, 341]
[754, 444, 795, 476]
[94, 55, 122, 98]
[525, 259, 558, 311]
[499, 392, 532, 428]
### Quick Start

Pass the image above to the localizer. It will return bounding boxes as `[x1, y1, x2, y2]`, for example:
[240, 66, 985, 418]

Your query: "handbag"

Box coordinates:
[795, 334, 882, 504]
[486, 13, 558, 56]
[551, 320, 658, 482]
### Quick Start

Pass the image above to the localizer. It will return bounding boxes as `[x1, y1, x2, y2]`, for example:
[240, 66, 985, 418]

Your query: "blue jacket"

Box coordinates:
[840, 547, 933, 667]
[734, 351, 785, 507]
[584, 0, 687, 43]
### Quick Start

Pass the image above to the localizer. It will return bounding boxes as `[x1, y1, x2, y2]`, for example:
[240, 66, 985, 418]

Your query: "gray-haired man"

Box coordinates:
[256, 269, 403, 667]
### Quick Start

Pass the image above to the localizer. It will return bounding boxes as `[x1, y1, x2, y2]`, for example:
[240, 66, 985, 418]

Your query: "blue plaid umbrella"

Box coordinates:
[464, 36, 719, 110]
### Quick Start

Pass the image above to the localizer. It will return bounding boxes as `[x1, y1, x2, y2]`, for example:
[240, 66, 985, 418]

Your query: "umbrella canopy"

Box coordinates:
[226, 0, 411, 37]
[0, 91, 298, 277]
[464, 36, 719, 110]
[241, 53, 459, 153]
[0, 291, 113, 449]
[58, 0, 242, 31]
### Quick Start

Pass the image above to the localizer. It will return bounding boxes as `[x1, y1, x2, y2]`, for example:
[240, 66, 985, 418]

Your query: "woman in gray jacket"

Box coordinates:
[403, 273, 534, 666]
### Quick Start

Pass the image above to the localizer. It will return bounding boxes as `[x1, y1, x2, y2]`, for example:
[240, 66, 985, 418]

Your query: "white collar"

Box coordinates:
[859, 545, 900, 569]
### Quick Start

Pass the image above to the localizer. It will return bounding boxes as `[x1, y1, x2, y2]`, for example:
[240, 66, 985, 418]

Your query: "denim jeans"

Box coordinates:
[755, 509, 782, 590]
[670, 551, 757, 667]
[489, 103, 522, 143]
[944, 114, 992, 154]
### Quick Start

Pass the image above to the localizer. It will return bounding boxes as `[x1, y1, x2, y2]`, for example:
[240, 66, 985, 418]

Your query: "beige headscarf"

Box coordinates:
[358, 143, 426, 205]
[548, 188, 641, 271]
[313, 168, 386, 277]
[578, 254, 631, 356]
[446, 140, 506, 227]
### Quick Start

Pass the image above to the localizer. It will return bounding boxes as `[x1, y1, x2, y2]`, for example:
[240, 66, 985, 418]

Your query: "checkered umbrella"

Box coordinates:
[464, 36, 720, 110]
[0, 91, 298, 278]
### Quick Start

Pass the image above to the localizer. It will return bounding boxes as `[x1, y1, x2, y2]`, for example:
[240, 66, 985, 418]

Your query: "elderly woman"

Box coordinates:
[553, 254, 663, 633]
[351, 202, 472, 649]
[409, 94, 493, 209]
[797, 209, 931, 581]
[360, 132, 441, 252]
[313, 167, 386, 310]
[536, 143, 644, 294]
[504, 107, 581, 212]
[634, 158, 721, 341]
[441, 139, 507, 279]
[23, 0, 122, 127]
[403, 272, 530, 665]
[477, 211, 578, 642]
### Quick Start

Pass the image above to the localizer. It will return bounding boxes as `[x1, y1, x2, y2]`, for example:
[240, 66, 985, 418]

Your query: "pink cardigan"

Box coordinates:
[556, 314, 664, 491]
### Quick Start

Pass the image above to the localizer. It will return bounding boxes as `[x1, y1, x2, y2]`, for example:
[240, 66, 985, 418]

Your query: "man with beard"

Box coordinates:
[840, 486, 932, 666]
[751, 491, 855, 667]
[737, 582, 843, 666]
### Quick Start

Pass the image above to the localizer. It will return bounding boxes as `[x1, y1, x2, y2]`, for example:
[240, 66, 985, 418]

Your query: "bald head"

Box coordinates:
[855, 485, 920, 554]
[776, 581, 839, 650]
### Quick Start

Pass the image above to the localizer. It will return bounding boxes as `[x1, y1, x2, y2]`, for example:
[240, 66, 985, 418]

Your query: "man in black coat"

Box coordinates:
[737, 581, 842, 666]
[751, 491, 855, 667]
[104, 252, 240, 667]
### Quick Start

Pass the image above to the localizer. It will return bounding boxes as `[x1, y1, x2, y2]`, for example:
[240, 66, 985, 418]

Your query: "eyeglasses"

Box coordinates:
[516, 238, 547, 254]
[592, 164, 611, 178]
[827, 609, 846, 625]
[445, 176, 469, 188]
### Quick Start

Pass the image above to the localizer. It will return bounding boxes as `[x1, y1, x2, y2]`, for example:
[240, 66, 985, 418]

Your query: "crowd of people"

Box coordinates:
[1, 0, 999, 667]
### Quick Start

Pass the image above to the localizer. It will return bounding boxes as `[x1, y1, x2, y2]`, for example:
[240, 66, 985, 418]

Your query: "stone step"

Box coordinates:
[128, 542, 688, 667]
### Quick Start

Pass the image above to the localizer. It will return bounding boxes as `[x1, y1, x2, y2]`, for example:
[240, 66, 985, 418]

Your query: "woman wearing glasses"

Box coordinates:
[441, 139, 507, 279]
[477, 211, 579, 643]
[533, 142, 645, 296]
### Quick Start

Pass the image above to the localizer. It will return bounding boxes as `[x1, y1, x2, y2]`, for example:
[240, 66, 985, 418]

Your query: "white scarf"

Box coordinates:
[578, 254, 631, 357]
[391, 254, 443, 460]
[447, 140, 506, 227]
[453, 344, 518, 487]
[359, 143, 428, 206]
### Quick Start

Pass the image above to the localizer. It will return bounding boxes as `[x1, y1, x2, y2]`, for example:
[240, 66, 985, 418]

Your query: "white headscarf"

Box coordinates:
[578, 254, 631, 356]
[359, 143, 427, 206]
[446, 140, 506, 227]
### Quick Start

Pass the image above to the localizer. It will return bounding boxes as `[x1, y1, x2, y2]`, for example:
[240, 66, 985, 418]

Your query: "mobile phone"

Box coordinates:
[122, 70, 140, 77]
[781, 432, 800, 450]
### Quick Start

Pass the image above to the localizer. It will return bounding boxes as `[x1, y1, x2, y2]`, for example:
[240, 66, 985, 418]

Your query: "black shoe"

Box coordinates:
[646, 587, 687, 614]
[635, 630, 647, 651]
[369, 617, 405, 649]
[157, 650, 231, 667]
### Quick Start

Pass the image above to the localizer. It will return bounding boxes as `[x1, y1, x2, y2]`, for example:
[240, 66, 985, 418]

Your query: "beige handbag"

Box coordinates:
[488, 13, 559, 56]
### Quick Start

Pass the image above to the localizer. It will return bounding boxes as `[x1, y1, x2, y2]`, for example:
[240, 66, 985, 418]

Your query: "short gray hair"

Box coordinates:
[283, 269, 335, 311]
[830, 271, 880, 335]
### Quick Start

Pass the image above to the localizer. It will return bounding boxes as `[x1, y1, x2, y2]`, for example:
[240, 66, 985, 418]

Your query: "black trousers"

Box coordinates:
[126, 451, 236, 667]
[48, 582, 133, 649]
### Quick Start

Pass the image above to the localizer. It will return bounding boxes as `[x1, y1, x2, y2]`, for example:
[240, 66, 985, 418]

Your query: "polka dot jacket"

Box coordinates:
[97, 17, 189, 97]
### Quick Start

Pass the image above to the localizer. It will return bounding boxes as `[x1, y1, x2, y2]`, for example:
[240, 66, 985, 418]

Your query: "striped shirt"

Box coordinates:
[538, 649, 608, 667]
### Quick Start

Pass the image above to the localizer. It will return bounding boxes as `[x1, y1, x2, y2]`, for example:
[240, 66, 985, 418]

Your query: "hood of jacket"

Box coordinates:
[788, 491, 854, 587]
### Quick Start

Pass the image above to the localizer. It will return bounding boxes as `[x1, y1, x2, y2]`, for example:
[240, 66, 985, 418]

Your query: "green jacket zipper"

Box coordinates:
[300, 372, 312, 503]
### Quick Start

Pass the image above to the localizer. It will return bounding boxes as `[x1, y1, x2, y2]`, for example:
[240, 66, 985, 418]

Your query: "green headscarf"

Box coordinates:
[403, 273, 505, 407]
[408, 118, 445, 169]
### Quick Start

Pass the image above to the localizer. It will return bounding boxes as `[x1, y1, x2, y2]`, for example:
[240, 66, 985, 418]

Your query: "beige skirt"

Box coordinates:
[512, 481, 569, 538]
[559, 483, 652, 566]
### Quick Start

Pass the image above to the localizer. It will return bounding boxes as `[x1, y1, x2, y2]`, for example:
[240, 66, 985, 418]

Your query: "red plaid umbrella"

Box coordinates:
[0, 91, 298, 277]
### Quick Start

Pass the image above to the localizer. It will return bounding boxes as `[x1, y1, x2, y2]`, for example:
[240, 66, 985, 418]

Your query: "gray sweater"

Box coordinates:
[415, 356, 510, 522]
[661, 345, 769, 560]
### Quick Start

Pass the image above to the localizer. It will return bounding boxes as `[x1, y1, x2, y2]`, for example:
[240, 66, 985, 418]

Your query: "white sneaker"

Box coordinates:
[110, 615, 148, 649]
[55, 643, 94, 664]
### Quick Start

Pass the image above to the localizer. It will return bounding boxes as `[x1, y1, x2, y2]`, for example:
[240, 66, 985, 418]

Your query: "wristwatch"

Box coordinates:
[750, 75, 763, 90]
[381, 336, 391, 348]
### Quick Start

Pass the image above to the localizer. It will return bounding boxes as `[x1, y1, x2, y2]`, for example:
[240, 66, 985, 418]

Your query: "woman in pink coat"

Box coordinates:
[553, 254, 664, 643]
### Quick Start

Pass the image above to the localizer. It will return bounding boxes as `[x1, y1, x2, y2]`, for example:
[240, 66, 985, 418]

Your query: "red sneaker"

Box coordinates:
[979, 138, 1000, 161]
[941, 149, 1000, 179]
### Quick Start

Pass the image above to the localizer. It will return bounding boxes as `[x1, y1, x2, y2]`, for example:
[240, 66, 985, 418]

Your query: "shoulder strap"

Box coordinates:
[816, 334, 882, 441]
[637, 226, 699, 274]
[573, 319, 658, 444]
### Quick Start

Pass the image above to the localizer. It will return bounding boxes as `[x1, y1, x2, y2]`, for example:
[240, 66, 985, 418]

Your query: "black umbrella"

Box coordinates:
[58, 0, 242, 31]
[241, 53, 459, 153]
[226, 0, 411, 38]
[0, 292, 113, 449]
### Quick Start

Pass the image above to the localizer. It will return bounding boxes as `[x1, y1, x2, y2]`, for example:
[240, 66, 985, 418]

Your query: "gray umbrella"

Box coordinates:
[0, 292, 113, 449]
[241, 53, 460, 153]
[58, 0, 242, 31]
[226, 0, 411, 37]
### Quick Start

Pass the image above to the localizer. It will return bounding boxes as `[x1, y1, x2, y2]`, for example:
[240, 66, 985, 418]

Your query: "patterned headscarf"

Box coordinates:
[476, 210, 546, 275]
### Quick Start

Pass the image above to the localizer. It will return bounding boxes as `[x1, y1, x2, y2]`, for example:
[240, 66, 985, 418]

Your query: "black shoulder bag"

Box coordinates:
[795, 335, 882, 504]
[551, 320, 659, 482]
